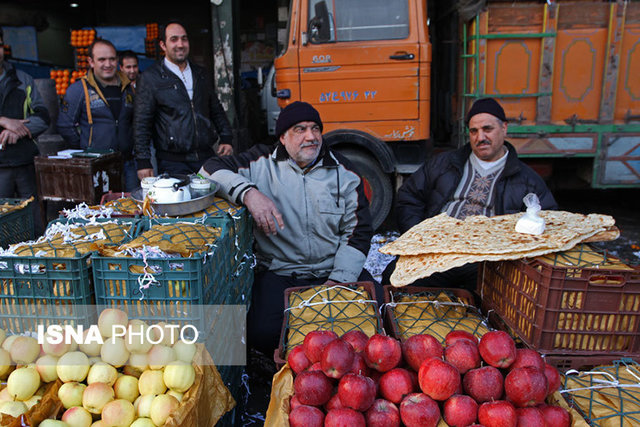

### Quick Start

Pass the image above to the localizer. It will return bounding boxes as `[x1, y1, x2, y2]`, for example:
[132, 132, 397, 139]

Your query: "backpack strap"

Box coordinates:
[80, 79, 94, 146]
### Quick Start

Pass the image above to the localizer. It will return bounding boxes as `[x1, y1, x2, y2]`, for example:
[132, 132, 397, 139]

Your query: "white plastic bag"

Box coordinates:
[515, 193, 546, 235]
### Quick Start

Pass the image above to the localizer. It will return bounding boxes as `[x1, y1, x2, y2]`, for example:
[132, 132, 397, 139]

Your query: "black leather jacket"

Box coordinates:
[396, 141, 558, 233]
[133, 60, 232, 169]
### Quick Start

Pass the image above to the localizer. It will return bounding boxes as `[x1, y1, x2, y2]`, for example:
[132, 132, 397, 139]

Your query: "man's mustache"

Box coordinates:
[477, 140, 491, 146]
[301, 141, 320, 148]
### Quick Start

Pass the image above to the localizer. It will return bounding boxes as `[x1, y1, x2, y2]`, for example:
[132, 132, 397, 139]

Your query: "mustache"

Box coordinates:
[477, 140, 491, 146]
[301, 141, 320, 148]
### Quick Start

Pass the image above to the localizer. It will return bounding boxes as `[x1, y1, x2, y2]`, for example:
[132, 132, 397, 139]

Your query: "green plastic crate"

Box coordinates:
[0, 198, 34, 249]
[0, 218, 140, 334]
[91, 217, 235, 334]
[0, 253, 95, 334]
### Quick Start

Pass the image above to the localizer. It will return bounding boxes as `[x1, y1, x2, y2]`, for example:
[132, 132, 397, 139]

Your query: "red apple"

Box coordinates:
[289, 405, 325, 427]
[288, 345, 311, 374]
[341, 330, 369, 353]
[539, 404, 571, 427]
[516, 407, 545, 426]
[464, 366, 504, 403]
[365, 399, 401, 427]
[446, 330, 479, 346]
[379, 368, 414, 404]
[399, 393, 440, 427]
[418, 357, 460, 401]
[445, 339, 481, 374]
[444, 394, 478, 427]
[478, 331, 516, 368]
[478, 400, 517, 427]
[505, 367, 548, 408]
[307, 362, 322, 372]
[402, 334, 443, 372]
[293, 370, 333, 406]
[543, 363, 561, 396]
[321, 339, 355, 379]
[364, 334, 402, 372]
[325, 393, 344, 411]
[337, 373, 376, 412]
[348, 352, 370, 377]
[325, 408, 366, 427]
[510, 349, 545, 372]
[303, 330, 338, 363]
[290, 395, 303, 412]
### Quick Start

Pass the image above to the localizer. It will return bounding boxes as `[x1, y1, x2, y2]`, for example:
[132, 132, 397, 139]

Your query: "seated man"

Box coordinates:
[389, 97, 557, 290]
[199, 101, 374, 355]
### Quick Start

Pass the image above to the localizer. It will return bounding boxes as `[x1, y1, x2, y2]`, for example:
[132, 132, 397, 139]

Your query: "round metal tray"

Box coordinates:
[131, 182, 219, 216]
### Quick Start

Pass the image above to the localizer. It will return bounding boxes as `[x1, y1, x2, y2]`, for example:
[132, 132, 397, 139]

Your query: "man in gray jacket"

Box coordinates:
[200, 101, 374, 355]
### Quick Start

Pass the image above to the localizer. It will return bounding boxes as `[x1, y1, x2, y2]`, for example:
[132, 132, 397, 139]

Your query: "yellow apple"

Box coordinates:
[0, 348, 11, 377]
[173, 339, 196, 363]
[42, 332, 72, 357]
[35, 354, 59, 383]
[101, 399, 135, 427]
[133, 394, 156, 418]
[101, 337, 129, 368]
[58, 382, 87, 409]
[82, 382, 114, 414]
[167, 389, 183, 402]
[39, 421, 71, 427]
[1, 335, 18, 352]
[130, 418, 156, 427]
[147, 344, 176, 370]
[125, 320, 152, 354]
[150, 394, 179, 426]
[9, 336, 40, 365]
[98, 308, 128, 338]
[114, 375, 139, 402]
[163, 361, 195, 393]
[138, 370, 166, 395]
[78, 329, 102, 357]
[57, 351, 90, 383]
[61, 405, 92, 427]
[86, 362, 117, 386]
[7, 367, 40, 400]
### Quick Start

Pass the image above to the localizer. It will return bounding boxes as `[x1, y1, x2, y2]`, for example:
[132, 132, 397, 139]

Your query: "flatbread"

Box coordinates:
[381, 211, 615, 256]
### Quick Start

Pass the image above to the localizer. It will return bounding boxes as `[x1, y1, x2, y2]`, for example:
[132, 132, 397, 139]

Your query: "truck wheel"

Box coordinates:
[338, 149, 393, 230]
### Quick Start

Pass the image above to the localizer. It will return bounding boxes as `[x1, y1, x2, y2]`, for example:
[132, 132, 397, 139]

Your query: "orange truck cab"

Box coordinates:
[275, 0, 640, 229]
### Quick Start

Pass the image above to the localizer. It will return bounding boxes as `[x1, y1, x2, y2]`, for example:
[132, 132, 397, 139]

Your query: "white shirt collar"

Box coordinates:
[470, 146, 508, 170]
[164, 58, 193, 100]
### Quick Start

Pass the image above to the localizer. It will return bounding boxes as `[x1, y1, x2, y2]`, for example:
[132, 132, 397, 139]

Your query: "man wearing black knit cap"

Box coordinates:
[199, 101, 374, 355]
[387, 97, 557, 290]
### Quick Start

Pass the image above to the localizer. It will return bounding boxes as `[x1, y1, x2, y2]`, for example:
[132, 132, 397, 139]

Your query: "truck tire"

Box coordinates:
[338, 149, 393, 230]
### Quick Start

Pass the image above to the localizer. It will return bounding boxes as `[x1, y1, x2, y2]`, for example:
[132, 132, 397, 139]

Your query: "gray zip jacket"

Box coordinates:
[200, 143, 373, 282]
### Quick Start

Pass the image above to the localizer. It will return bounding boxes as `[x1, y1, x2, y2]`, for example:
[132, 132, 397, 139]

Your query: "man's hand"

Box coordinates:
[0, 130, 19, 148]
[0, 117, 31, 139]
[216, 143, 233, 156]
[137, 168, 155, 180]
[243, 188, 284, 235]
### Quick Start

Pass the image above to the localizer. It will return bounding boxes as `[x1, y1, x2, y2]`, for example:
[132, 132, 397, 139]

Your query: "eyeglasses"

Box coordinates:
[290, 124, 321, 135]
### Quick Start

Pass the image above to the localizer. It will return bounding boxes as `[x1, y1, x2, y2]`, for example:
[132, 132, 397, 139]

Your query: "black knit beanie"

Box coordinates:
[465, 98, 507, 125]
[275, 101, 323, 137]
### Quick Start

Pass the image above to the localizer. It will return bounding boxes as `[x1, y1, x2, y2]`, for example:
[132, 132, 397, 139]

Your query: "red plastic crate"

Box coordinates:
[479, 245, 640, 357]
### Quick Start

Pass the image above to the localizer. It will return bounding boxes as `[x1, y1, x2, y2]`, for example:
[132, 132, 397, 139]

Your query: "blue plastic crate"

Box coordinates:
[0, 198, 34, 249]
[91, 217, 235, 334]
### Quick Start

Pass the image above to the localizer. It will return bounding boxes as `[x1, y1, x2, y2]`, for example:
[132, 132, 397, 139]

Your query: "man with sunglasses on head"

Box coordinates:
[199, 101, 374, 356]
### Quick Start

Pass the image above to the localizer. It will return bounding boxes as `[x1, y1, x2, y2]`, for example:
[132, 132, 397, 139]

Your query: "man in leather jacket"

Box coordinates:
[134, 21, 233, 179]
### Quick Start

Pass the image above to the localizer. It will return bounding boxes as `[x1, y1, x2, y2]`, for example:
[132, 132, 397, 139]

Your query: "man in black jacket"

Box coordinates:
[134, 21, 233, 179]
[0, 27, 49, 233]
[390, 98, 557, 290]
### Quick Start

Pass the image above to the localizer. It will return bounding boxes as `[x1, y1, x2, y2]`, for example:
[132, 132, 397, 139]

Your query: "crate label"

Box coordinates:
[93, 171, 110, 192]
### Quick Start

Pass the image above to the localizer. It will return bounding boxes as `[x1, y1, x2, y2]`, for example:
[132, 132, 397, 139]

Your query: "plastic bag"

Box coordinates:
[515, 193, 546, 235]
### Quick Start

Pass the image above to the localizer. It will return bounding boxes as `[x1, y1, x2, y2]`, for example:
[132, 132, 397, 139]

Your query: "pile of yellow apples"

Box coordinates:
[0, 309, 198, 427]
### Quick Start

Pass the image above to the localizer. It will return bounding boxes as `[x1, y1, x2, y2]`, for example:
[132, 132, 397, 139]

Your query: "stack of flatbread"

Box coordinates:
[380, 211, 618, 287]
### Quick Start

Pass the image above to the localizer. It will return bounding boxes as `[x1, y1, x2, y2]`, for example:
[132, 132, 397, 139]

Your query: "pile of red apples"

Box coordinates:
[287, 329, 572, 427]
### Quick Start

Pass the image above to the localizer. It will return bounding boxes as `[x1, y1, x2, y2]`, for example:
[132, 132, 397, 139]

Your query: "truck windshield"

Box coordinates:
[308, 0, 409, 43]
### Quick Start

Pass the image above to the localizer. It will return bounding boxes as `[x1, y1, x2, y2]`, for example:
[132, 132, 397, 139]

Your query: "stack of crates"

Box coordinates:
[0, 217, 139, 334]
